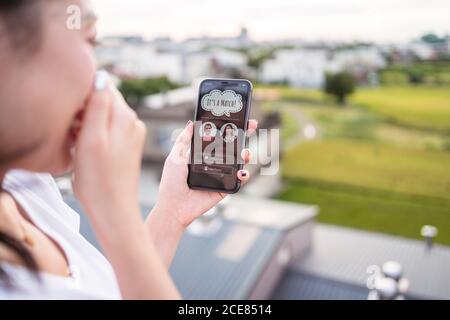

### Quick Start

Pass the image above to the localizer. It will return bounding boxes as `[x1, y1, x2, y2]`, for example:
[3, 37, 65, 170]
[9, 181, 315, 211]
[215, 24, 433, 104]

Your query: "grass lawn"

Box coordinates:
[259, 85, 450, 133]
[280, 110, 299, 141]
[278, 180, 450, 245]
[351, 86, 450, 133]
[282, 138, 450, 201]
[261, 101, 300, 143]
[263, 84, 450, 245]
[300, 104, 449, 151]
[280, 138, 450, 245]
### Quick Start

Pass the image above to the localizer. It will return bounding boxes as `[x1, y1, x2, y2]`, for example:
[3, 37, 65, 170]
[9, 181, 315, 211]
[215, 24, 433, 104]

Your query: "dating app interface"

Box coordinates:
[191, 80, 250, 180]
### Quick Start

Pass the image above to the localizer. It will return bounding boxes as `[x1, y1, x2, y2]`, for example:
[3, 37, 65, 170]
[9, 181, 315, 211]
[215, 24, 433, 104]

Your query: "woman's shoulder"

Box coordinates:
[3, 169, 61, 197]
[0, 261, 119, 300]
[2, 169, 80, 233]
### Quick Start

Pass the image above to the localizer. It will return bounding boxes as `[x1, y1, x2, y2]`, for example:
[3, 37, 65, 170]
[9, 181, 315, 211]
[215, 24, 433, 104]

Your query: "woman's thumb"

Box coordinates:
[82, 71, 112, 135]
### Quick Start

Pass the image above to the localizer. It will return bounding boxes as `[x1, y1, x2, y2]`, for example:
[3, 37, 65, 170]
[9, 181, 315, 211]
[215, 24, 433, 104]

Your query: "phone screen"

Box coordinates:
[188, 78, 252, 193]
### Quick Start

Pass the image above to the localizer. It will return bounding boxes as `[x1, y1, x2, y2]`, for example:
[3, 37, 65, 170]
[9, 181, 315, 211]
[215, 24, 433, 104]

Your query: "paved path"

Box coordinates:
[282, 103, 321, 150]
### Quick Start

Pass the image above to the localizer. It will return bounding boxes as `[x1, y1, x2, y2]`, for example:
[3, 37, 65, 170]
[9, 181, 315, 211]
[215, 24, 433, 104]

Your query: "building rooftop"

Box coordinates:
[272, 224, 450, 300]
[272, 270, 369, 300]
[64, 192, 450, 300]
[170, 220, 282, 299]
[170, 196, 318, 299]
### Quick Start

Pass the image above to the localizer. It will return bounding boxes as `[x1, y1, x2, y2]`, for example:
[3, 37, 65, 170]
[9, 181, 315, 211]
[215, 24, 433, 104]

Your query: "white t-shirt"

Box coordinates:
[0, 169, 121, 299]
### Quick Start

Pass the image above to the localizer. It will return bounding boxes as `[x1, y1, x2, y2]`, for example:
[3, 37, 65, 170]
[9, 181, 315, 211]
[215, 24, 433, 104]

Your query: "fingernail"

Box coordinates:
[186, 120, 192, 127]
[94, 70, 109, 91]
[240, 171, 247, 177]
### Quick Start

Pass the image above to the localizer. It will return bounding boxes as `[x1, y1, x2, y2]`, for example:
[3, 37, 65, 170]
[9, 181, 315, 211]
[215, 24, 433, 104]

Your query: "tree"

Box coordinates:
[407, 69, 425, 85]
[421, 33, 444, 45]
[118, 77, 180, 109]
[324, 71, 356, 105]
[248, 48, 275, 70]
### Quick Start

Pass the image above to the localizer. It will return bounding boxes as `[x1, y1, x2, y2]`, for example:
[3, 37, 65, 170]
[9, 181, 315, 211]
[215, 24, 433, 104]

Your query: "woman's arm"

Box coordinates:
[109, 225, 179, 299]
[73, 72, 180, 299]
[89, 201, 180, 299]
[145, 203, 185, 269]
[145, 120, 257, 267]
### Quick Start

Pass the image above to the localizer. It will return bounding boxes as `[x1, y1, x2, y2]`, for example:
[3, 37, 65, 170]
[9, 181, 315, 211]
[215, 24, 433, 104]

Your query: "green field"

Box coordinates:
[279, 180, 450, 245]
[282, 139, 450, 201]
[379, 61, 450, 86]
[351, 87, 450, 133]
[262, 84, 450, 245]
[266, 85, 450, 133]
[300, 104, 449, 150]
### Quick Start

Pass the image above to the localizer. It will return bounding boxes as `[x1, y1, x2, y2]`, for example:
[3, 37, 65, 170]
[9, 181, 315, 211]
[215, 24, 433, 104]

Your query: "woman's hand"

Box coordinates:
[72, 72, 146, 225]
[155, 119, 257, 228]
[72, 71, 180, 299]
[146, 119, 257, 267]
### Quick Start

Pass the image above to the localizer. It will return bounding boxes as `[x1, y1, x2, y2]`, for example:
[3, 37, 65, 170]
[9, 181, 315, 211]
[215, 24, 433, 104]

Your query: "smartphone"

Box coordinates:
[187, 78, 253, 193]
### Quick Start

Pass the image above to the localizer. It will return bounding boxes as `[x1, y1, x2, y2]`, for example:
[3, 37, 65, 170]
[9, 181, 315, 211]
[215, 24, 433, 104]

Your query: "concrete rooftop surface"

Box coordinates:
[273, 224, 450, 300]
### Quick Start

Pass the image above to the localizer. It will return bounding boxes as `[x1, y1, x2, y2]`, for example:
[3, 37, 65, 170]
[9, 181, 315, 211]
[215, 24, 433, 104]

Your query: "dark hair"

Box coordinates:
[0, 0, 43, 54]
[1, 0, 42, 286]
[0, 230, 39, 287]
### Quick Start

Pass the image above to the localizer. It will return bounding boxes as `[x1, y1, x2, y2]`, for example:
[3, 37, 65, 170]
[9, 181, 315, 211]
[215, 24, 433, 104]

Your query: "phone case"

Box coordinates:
[187, 78, 253, 193]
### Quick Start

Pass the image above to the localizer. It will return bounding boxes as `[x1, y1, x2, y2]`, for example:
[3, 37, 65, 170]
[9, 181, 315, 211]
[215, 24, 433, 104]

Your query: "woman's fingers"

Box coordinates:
[79, 71, 112, 141]
[237, 169, 250, 183]
[241, 148, 252, 164]
[169, 121, 194, 163]
[247, 119, 258, 136]
[109, 82, 140, 132]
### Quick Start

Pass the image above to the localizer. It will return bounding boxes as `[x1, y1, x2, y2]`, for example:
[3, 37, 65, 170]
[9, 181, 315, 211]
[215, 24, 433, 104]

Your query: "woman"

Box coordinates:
[0, 0, 257, 299]
[223, 124, 237, 143]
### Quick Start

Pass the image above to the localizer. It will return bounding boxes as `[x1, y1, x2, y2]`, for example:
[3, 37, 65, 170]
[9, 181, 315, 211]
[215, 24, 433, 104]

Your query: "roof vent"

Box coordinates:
[421, 225, 438, 250]
[368, 261, 409, 300]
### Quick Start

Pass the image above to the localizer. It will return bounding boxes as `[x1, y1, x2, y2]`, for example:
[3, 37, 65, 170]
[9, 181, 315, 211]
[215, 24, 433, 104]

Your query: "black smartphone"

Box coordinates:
[187, 78, 253, 193]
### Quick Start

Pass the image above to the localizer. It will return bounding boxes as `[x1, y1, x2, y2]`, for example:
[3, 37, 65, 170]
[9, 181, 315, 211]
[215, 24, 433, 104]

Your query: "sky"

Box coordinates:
[93, 0, 450, 43]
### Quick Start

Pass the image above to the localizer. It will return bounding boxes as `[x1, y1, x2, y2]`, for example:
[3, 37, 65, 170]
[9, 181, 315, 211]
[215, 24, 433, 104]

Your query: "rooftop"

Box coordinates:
[272, 224, 450, 300]
[64, 193, 450, 300]
[170, 196, 317, 299]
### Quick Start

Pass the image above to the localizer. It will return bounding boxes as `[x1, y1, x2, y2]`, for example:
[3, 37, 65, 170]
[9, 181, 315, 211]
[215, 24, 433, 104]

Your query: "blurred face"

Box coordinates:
[225, 126, 233, 136]
[0, 0, 97, 175]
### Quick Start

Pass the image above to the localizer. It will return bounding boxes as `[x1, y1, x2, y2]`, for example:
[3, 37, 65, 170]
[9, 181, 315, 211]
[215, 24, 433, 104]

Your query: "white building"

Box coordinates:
[96, 43, 183, 81]
[408, 42, 435, 60]
[182, 50, 248, 83]
[328, 47, 386, 73]
[210, 49, 248, 69]
[259, 47, 386, 88]
[96, 40, 249, 84]
[259, 49, 329, 88]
